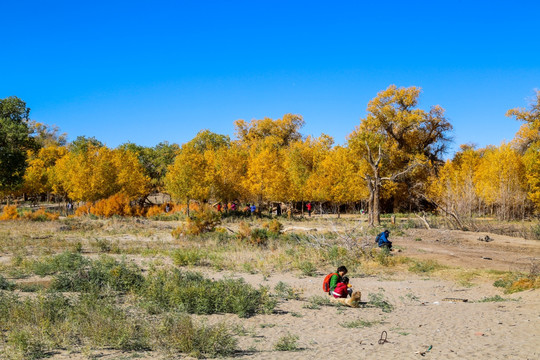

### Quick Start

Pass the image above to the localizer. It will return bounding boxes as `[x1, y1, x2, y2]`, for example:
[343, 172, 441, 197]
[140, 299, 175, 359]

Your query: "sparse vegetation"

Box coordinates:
[0, 214, 538, 358]
[408, 259, 444, 274]
[368, 290, 394, 313]
[339, 319, 380, 328]
[274, 332, 300, 351]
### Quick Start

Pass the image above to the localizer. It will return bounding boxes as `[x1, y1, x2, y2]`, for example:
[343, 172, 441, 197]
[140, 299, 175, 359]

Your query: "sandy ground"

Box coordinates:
[48, 272, 540, 360]
[1, 220, 539, 359]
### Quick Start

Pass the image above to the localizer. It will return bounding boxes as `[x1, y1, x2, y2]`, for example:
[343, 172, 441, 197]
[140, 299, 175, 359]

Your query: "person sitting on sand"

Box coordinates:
[332, 276, 353, 298]
[376, 229, 392, 250]
[328, 266, 348, 295]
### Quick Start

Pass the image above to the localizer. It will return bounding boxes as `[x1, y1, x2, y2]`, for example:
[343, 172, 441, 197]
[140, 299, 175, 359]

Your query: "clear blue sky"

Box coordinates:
[2, 0, 539, 156]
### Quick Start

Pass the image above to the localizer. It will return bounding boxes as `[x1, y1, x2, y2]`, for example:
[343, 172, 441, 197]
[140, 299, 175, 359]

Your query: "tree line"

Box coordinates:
[1, 86, 538, 225]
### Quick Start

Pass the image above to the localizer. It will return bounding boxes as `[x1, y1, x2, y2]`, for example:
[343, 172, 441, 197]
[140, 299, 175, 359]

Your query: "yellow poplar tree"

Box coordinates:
[22, 145, 67, 197]
[244, 139, 291, 204]
[507, 90, 540, 211]
[348, 85, 452, 226]
[164, 145, 209, 215]
[308, 146, 368, 217]
[53, 145, 149, 202]
[474, 144, 527, 220]
[206, 143, 248, 203]
[285, 134, 334, 206]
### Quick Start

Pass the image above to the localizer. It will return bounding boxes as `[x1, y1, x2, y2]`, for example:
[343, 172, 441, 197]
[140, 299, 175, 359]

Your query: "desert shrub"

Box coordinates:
[23, 208, 59, 221]
[236, 221, 251, 240]
[139, 269, 275, 317]
[0, 274, 15, 290]
[297, 260, 317, 276]
[51, 256, 144, 292]
[0, 292, 72, 359]
[368, 291, 394, 313]
[249, 228, 269, 247]
[0, 205, 19, 220]
[339, 319, 380, 328]
[274, 281, 301, 300]
[30, 251, 89, 276]
[72, 292, 150, 351]
[373, 247, 395, 266]
[90, 193, 133, 217]
[17, 283, 46, 292]
[263, 219, 283, 235]
[146, 205, 164, 217]
[274, 332, 300, 351]
[304, 295, 334, 309]
[92, 238, 121, 253]
[324, 245, 353, 267]
[507, 277, 539, 293]
[172, 206, 221, 237]
[75, 203, 92, 216]
[477, 295, 512, 302]
[532, 223, 540, 240]
[408, 259, 443, 274]
[156, 313, 237, 358]
[172, 248, 208, 266]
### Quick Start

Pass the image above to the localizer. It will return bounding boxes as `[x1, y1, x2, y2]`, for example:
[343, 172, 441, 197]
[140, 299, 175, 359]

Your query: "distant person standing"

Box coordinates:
[250, 204, 256, 216]
[276, 203, 282, 216]
[217, 203, 222, 212]
[306, 202, 312, 217]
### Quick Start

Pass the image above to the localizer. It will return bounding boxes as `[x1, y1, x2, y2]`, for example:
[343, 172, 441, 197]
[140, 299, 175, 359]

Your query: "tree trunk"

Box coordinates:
[186, 198, 190, 217]
[372, 180, 381, 226]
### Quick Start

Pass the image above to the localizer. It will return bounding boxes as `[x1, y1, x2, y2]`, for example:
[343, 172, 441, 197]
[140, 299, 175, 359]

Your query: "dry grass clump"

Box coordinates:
[493, 273, 540, 293]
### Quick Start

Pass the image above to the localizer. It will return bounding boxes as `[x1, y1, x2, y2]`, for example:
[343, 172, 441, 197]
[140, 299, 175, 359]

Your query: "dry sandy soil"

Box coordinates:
[1, 219, 539, 359]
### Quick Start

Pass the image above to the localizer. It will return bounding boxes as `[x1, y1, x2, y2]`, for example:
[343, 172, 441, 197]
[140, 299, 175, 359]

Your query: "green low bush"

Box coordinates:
[172, 248, 208, 266]
[29, 251, 89, 276]
[408, 259, 443, 274]
[0, 291, 236, 358]
[274, 281, 300, 300]
[140, 269, 275, 317]
[51, 256, 144, 292]
[368, 291, 394, 313]
[0, 274, 15, 290]
[274, 332, 300, 351]
[249, 228, 269, 247]
[156, 313, 237, 358]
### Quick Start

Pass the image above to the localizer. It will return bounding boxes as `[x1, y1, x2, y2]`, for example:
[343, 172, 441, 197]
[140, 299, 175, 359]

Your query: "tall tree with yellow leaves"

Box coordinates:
[348, 85, 452, 226]
[507, 91, 540, 212]
[308, 146, 368, 217]
[244, 138, 291, 205]
[285, 135, 334, 209]
[164, 130, 229, 215]
[53, 145, 149, 202]
[22, 145, 67, 199]
[474, 144, 527, 220]
[235, 115, 303, 208]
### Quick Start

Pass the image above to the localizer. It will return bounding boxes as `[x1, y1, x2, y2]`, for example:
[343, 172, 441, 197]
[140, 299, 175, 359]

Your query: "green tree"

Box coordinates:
[119, 141, 180, 194]
[0, 96, 37, 195]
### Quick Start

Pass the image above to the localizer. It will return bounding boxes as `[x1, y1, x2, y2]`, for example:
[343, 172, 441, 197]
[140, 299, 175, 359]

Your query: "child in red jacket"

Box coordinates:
[332, 277, 352, 298]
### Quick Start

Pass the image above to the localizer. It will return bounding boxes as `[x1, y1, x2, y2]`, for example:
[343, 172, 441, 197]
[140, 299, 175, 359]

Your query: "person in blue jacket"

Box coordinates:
[376, 230, 392, 250]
